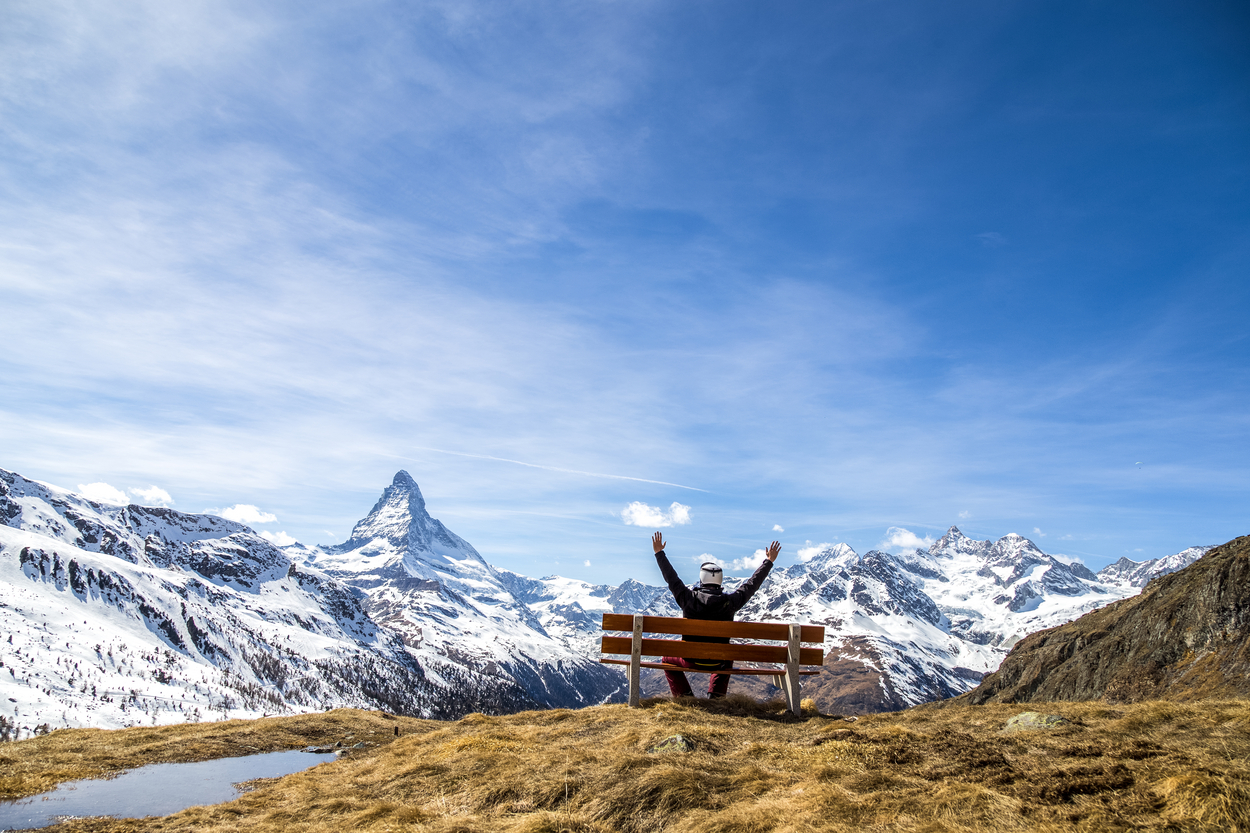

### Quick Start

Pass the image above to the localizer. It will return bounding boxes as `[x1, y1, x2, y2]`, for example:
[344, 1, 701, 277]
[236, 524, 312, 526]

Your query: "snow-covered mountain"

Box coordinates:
[295, 472, 624, 710]
[514, 527, 1211, 713]
[2, 463, 1214, 733]
[913, 528, 1113, 648]
[0, 468, 621, 737]
[1096, 546, 1214, 589]
[741, 529, 1207, 710]
[0, 468, 458, 735]
[496, 572, 679, 657]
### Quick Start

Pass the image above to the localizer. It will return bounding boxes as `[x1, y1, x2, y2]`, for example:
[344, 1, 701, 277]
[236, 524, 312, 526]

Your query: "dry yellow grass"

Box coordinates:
[3, 696, 1249, 832]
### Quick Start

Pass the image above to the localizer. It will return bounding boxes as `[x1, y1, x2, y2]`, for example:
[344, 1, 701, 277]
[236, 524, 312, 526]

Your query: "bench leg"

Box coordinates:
[775, 673, 800, 716]
[783, 623, 802, 716]
[628, 614, 643, 708]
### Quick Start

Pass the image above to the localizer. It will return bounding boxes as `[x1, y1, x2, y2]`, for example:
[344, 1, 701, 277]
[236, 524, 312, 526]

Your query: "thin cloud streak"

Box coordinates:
[398, 449, 709, 492]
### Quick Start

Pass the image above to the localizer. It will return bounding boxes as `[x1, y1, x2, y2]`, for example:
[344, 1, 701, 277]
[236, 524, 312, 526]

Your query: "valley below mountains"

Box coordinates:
[0, 467, 1212, 735]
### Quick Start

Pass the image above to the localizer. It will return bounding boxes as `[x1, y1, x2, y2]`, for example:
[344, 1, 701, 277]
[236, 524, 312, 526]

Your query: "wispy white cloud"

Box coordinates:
[260, 530, 297, 546]
[772, 524, 784, 532]
[77, 482, 129, 506]
[130, 486, 174, 507]
[878, 527, 934, 553]
[213, 504, 278, 525]
[796, 542, 834, 563]
[404, 448, 707, 491]
[620, 501, 692, 528]
[730, 549, 767, 572]
[76, 482, 174, 507]
[1033, 526, 1047, 538]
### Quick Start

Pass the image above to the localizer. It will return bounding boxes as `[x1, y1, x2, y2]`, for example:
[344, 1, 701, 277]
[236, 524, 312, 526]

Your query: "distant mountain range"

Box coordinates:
[511, 526, 1213, 712]
[0, 466, 1212, 735]
[958, 534, 1250, 705]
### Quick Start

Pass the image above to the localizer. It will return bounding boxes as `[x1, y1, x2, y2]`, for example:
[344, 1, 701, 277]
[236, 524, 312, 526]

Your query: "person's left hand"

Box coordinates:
[765, 541, 781, 562]
[652, 531, 666, 553]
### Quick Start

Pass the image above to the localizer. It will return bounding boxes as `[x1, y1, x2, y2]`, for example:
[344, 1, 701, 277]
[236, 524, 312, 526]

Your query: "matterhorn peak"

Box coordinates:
[387, 470, 426, 510]
[331, 470, 431, 553]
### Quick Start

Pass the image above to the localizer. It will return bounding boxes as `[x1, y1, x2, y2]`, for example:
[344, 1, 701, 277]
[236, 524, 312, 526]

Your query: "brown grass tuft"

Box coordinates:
[1155, 771, 1250, 831]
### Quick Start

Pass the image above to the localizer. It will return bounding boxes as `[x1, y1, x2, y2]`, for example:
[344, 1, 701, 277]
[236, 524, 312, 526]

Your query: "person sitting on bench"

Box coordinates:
[651, 531, 781, 699]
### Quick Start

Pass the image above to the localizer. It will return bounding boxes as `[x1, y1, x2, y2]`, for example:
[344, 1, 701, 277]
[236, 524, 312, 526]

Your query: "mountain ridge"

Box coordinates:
[1, 465, 1214, 733]
[955, 533, 1250, 705]
[0, 467, 615, 733]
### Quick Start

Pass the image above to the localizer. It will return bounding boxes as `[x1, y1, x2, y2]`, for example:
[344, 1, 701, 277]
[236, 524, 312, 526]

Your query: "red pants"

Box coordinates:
[662, 656, 733, 698]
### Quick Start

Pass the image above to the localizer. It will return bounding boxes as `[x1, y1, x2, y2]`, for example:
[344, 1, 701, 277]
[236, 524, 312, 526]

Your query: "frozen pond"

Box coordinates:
[0, 749, 334, 830]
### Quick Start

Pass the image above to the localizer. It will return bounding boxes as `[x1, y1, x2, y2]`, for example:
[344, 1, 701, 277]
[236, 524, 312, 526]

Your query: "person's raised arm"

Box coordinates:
[652, 532, 690, 607]
[728, 541, 780, 608]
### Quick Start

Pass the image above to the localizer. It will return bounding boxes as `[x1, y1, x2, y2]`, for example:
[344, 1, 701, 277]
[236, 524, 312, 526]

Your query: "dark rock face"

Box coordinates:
[958, 535, 1250, 705]
[606, 578, 665, 613]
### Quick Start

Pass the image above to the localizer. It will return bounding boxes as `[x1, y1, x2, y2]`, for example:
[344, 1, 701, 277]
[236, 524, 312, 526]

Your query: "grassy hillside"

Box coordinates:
[2, 697, 1249, 832]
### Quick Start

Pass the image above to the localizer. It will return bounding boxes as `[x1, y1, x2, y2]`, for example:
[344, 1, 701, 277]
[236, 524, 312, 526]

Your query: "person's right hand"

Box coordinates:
[765, 541, 781, 562]
[652, 531, 666, 553]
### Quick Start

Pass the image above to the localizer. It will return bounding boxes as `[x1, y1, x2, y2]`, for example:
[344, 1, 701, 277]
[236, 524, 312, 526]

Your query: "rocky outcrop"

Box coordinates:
[957, 535, 1249, 704]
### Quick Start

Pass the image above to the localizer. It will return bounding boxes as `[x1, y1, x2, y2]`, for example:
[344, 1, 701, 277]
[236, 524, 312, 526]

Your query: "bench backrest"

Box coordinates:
[600, 613, 824, 666]
[600, 613, 825, 714]
[601, 613, 825, 642]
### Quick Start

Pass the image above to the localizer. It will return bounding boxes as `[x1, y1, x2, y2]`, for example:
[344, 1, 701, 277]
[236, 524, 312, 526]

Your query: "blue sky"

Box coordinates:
[3, 1, 1247, 584]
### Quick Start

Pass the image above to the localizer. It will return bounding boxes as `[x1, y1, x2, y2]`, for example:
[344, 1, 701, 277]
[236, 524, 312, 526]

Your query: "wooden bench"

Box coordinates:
[599, 613, 825, 715]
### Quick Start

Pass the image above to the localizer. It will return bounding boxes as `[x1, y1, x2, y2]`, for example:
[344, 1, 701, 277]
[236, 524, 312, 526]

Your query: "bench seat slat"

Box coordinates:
[601, 613, 824, 644]
[599, 658, 820, 676]
[601, 635, 823, 666]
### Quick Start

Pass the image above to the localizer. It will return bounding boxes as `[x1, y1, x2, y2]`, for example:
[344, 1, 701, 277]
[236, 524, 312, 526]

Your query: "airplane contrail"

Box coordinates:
[395, 447, 709, 492]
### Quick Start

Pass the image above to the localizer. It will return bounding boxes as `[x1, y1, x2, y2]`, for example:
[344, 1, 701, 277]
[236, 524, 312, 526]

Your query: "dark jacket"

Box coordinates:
[654, 550, 774, 652]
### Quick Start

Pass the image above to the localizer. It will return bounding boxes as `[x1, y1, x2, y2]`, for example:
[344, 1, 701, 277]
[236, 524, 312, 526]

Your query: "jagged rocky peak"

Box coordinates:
[994, 532, 1046, 559]
[789, 542, 859, 580]
[1096, 546, 1214, 588]
[389, 470, 425, 506]
[336, 471, 429, 550]
[928, 527, 1052, 568]
[930, 526, 988, 558]
[606, 578, 663, 612]
[316, 471, 490, 585]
